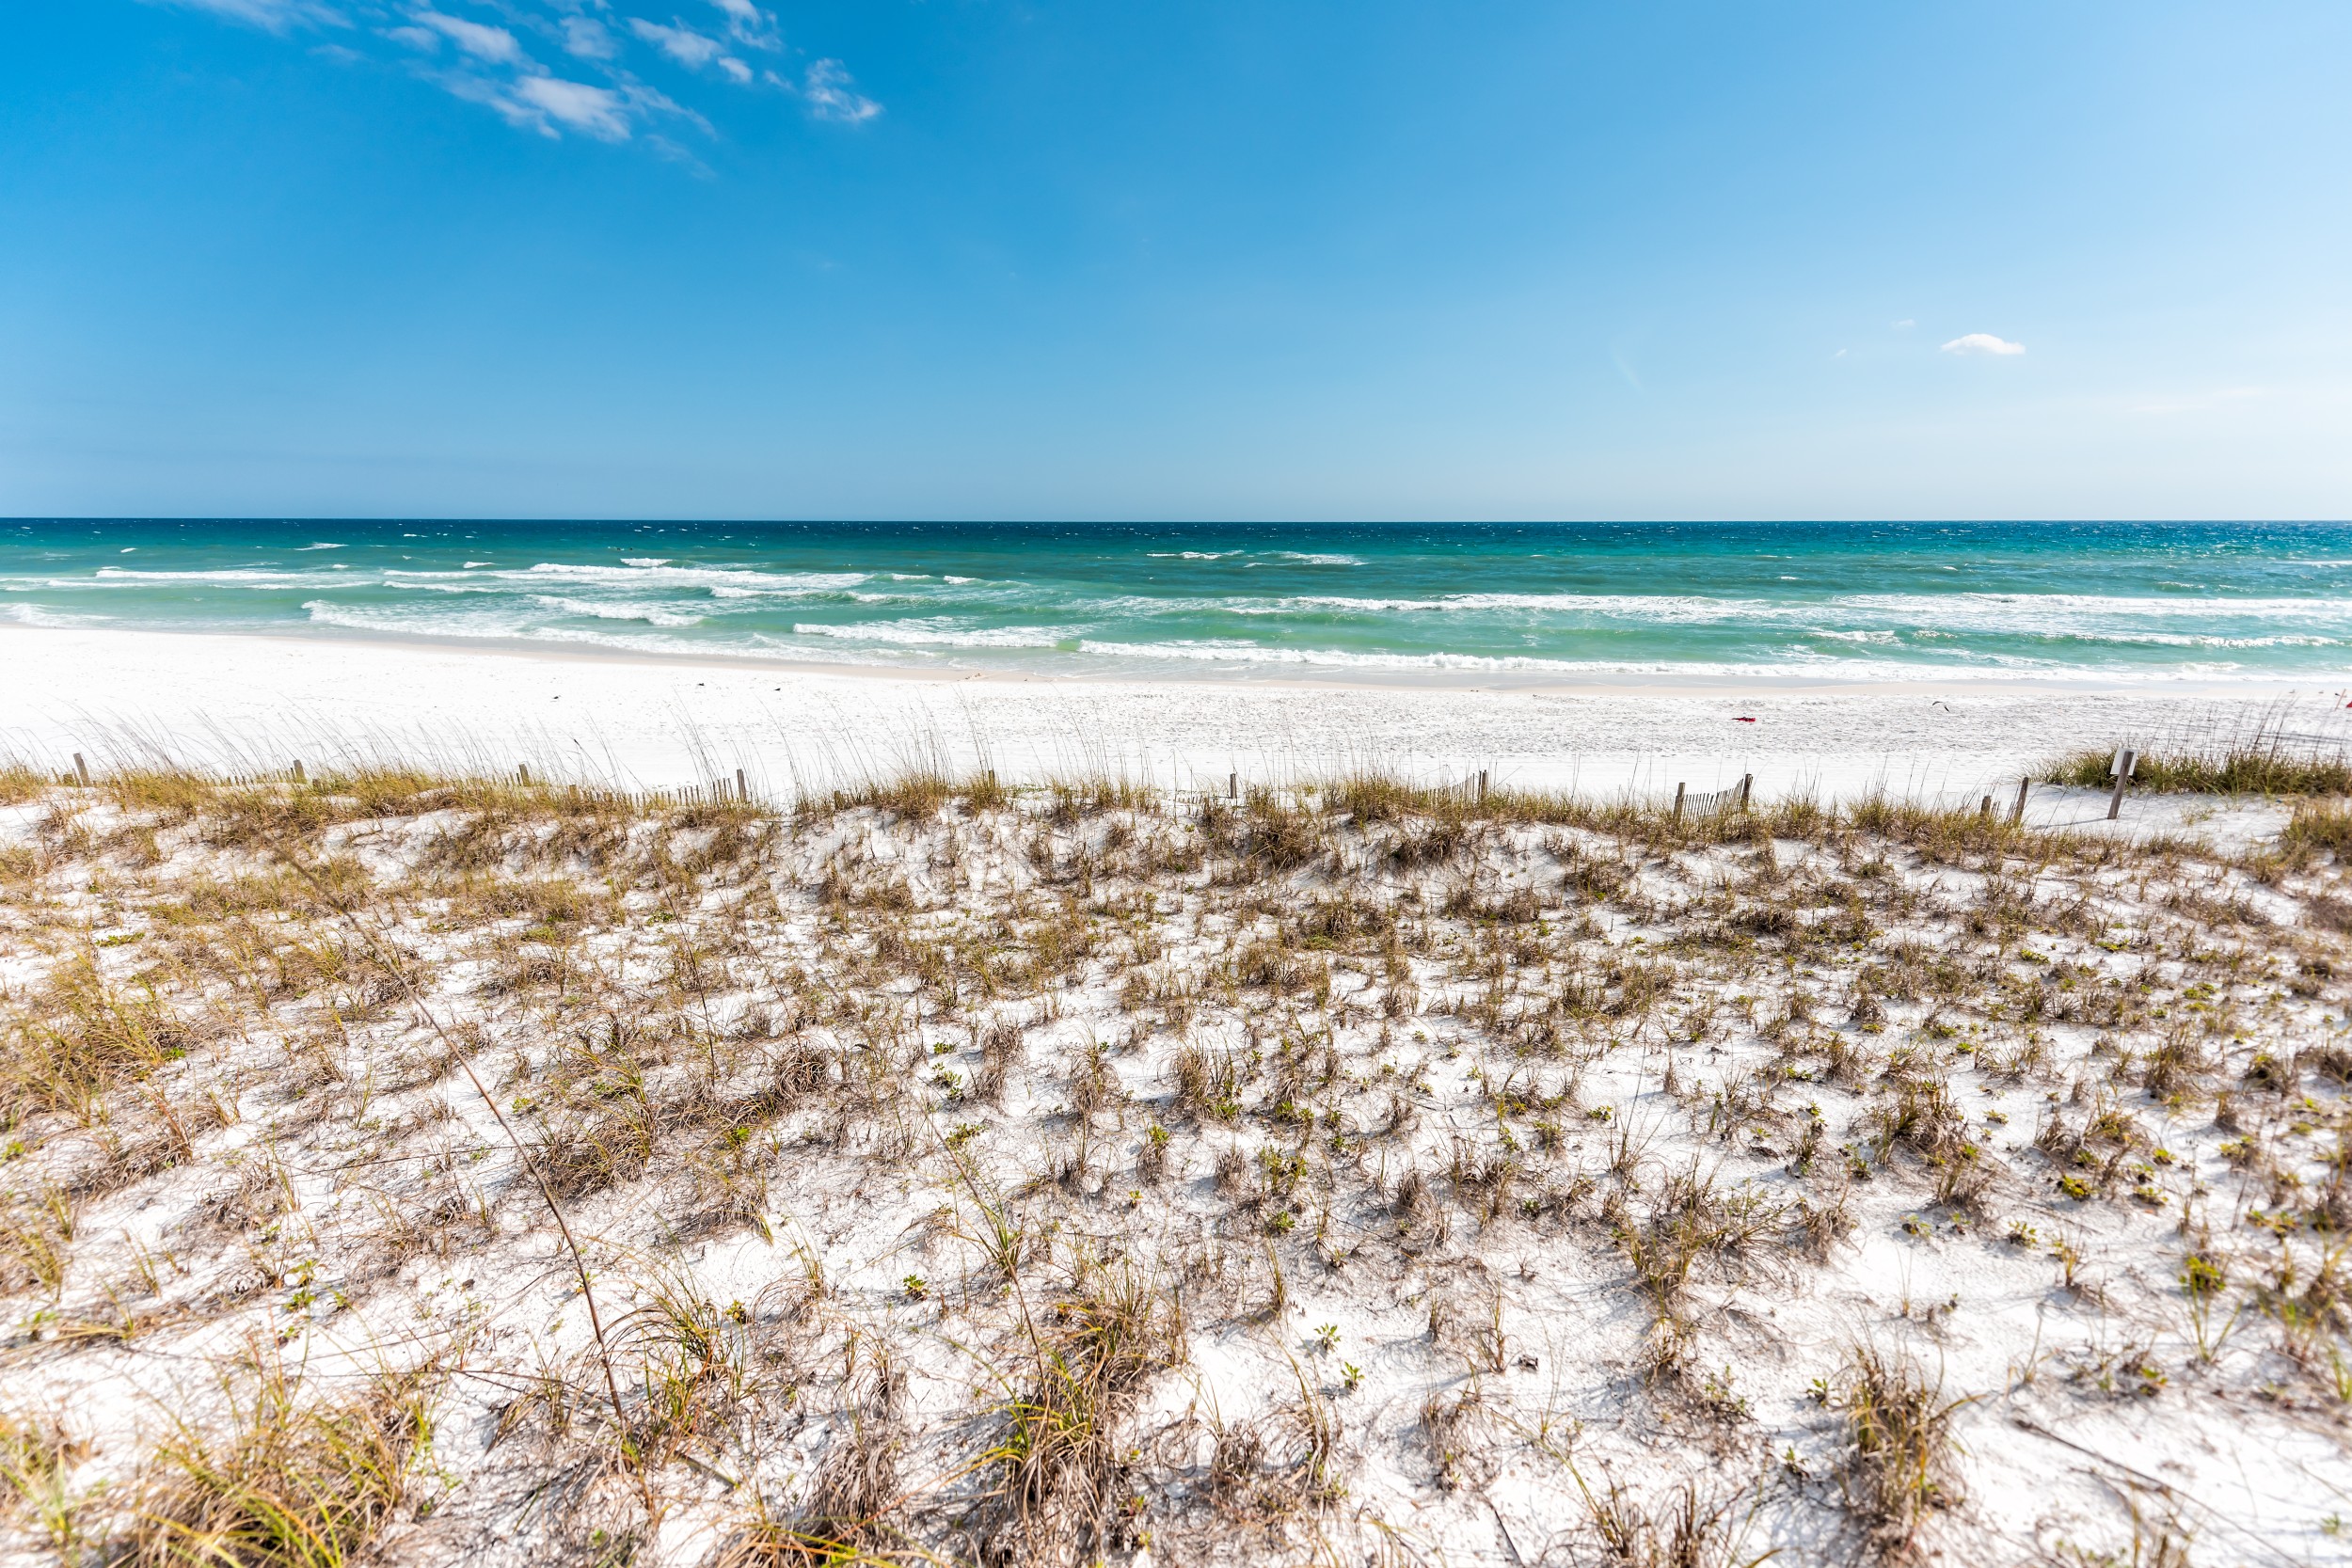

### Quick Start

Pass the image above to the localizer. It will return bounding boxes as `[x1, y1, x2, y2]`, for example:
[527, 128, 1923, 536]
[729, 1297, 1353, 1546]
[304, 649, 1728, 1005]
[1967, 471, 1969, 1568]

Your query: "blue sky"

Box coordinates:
[3, 2, 2347, 520]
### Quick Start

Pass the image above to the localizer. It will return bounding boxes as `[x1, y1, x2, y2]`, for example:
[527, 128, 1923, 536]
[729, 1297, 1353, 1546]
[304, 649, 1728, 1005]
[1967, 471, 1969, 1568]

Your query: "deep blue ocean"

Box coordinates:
[6, 519, 2348, 684]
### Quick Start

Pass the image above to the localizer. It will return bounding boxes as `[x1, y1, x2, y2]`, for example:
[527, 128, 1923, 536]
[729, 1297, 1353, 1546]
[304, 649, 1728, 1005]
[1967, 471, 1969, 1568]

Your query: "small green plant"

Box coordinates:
[902, 1275, 928, 1301]
[1698, 1366, 1749, 1420]
[1340, 1362, 1363, 1393]
[1311, 1323, 1340, 1354]
[0, 1410, 87, 1553]
[2051, 1236, 2085, 1291]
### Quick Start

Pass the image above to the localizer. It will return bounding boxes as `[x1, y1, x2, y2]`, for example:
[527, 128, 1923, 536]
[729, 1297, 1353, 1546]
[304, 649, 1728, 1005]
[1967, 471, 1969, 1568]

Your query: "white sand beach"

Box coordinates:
[3, 625, 2335, 816]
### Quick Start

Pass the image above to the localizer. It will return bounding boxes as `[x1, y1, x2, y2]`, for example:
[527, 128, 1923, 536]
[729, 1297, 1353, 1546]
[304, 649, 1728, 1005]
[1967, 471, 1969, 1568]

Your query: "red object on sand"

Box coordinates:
[1734, 717, 1756, 722]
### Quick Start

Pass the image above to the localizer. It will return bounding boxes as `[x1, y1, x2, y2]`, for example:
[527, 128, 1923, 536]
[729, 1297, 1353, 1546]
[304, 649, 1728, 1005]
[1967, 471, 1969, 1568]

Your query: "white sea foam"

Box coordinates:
[790, 619, 1081, 650]
[1063, 637, 2258, 683]
[84, 566, 355, 587]
[513, 562, 870, 593]
[0, 602, 108, 628]
[1836, 591, 2352, 621]
[301, 599, 534, 637]
[532, 595, 707, 628]
[1204, 589, 2352, 637]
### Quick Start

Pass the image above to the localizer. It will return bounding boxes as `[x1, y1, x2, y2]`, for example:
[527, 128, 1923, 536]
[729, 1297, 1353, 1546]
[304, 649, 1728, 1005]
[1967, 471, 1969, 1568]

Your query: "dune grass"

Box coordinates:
[2284, 798, 2352, 855]
[2048, 707, 2352, 795]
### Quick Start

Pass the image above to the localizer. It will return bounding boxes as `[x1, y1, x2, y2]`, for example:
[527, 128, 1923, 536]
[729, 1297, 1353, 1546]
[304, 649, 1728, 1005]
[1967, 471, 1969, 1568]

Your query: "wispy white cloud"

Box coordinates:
[148, 0, 345, 31]
[415, 9, 525, 66]
[150, 0, 879, 148]
[628, 16, 762, 83]
[510, 75, 635, 139]
[707, 0, 779, 48]
[630, 18, 723, 68]
[1940, 332, 2026, 356]
[563, 16, 617, 59]
[443, 69, 631, 140]
[800, 58, 880, 123]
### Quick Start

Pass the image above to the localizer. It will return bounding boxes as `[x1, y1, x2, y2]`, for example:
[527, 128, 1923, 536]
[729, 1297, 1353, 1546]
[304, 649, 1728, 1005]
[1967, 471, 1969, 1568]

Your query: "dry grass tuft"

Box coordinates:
[985, 1265, 1187, 1559]
[126, 1347, 431, 1568]
[0, 760, 46, 805]
[2284, 798, 2352, 855]
[1836, 1347, 1965, 1560]
[814, 759, 1008, 820]
[0, 1407, 89, 1553]
[2050, 711, 2351, 796]
[1580, 1472, 1772, 1568]
[4, 958, 198, 1125]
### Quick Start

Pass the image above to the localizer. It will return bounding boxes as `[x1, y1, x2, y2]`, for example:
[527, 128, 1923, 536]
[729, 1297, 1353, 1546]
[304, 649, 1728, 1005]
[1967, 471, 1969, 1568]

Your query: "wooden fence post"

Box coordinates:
[2010, 777, 2029, 825]
[2106, 749, 2135, 821]
[1477, 769, 1488, 803]
[1672, 782, 1686, 821]
[737, 768, 748, 803]
[291, 760, 305, 784]
[1979, 795, 1993, 819]
[1229, 771, 1238, 800]
[517, 764, 531, 786]
[1739, 773, 1753, 811]
[73, 753, 89, 788]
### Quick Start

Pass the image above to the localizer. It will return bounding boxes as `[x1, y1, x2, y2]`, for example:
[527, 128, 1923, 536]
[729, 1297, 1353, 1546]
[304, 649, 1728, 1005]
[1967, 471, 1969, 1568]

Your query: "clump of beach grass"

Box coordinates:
[2283, 797, 2352, 855]
[2049, 706, 2352, 795]
[125, 1348, 431, 1568]
[1836, 1347, 1966, 1559]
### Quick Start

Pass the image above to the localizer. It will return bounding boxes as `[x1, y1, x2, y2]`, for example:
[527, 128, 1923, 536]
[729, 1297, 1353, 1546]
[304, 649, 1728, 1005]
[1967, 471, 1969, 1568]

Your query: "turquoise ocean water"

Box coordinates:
[5, 520, 2349, 685]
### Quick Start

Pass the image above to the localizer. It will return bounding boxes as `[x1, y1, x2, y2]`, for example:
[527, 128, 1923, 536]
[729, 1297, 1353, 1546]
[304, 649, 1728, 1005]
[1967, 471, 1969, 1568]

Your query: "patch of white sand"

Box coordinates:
[3, 626, 2338, 829]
